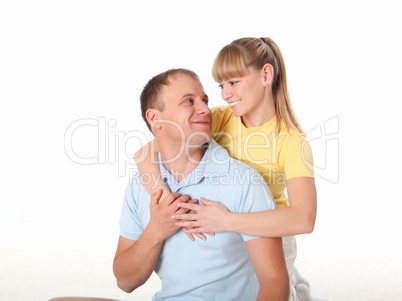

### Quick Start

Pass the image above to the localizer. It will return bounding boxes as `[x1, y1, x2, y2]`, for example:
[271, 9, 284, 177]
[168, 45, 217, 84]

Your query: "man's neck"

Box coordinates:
[159, 146, 206, 183]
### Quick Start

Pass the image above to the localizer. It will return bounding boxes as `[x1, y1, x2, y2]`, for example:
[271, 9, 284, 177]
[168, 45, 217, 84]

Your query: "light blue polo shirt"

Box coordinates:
[120, 139, 276, 301]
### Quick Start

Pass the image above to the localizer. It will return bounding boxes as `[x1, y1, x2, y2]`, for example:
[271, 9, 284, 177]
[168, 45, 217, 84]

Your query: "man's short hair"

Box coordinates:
[140, 68, 200, 132]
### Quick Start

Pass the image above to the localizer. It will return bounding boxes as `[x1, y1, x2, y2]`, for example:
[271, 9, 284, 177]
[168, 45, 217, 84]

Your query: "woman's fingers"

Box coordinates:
[194, 232, 207, 241]
[176, 202, 202, 212]
[172, 213, 197, 220]
[182, 228, 195, 242]
[175, 199, 216, 240]
[175, 199, 198, 214]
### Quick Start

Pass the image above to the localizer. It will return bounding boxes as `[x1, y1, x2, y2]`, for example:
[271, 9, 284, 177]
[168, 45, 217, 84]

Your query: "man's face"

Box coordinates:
[157, 73, 212, 147]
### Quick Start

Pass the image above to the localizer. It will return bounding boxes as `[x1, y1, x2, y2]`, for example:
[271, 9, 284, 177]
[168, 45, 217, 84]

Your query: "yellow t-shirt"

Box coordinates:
[211, 106, 314, 208]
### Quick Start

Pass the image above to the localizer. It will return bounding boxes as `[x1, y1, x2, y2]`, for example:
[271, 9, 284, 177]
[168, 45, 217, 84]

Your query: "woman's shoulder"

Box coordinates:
[278, 122, 306, 141]
[211, 105, 234, 134]
[212, 105, 231, 116]
[275, 123, 312, 158]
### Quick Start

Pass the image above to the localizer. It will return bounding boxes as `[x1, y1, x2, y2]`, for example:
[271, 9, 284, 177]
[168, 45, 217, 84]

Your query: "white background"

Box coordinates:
[1, 0, 401, 260]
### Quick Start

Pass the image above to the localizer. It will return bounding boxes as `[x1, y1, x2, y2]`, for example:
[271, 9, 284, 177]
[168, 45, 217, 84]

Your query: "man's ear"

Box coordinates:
[146, 109, 162, 130]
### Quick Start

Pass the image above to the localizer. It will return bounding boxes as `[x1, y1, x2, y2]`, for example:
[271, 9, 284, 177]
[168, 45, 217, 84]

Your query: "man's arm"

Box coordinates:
[113, 235, 161, 293]
[113, 191, 190, 293]
[245, 237, 289, 301]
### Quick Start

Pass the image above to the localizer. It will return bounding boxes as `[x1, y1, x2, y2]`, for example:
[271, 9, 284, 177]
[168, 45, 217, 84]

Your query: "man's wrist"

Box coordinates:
[143, 225, 166, 246]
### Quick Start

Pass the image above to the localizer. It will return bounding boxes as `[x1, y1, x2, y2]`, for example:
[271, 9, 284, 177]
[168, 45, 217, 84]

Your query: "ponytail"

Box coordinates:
[260, 37, 304, 135]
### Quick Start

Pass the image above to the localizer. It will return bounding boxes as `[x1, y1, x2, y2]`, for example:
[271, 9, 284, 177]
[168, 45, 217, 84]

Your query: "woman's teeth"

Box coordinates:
[230, 100, 240, 107]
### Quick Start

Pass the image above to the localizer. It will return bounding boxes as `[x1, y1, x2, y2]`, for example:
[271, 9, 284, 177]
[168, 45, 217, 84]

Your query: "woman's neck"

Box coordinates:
[241, 94, 276, 128]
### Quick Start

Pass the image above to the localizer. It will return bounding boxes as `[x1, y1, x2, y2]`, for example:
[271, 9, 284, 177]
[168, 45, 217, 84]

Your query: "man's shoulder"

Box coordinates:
[228, 159, 265, 187]
[127, 170, 141, 189]
[208, 139, 260, 174]
[207, 139, 264, 186]
[124, 171, 151, 204]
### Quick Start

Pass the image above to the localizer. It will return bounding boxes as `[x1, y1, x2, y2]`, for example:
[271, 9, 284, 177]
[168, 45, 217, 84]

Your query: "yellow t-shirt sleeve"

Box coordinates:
[281, 132, 315, 180]
[211, 105, 232, 136]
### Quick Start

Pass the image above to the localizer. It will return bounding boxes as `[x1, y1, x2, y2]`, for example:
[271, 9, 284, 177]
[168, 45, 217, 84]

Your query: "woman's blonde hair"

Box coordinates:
[212, 37, 304, 134]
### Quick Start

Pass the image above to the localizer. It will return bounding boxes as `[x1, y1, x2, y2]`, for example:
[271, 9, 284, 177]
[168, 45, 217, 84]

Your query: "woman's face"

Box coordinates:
[218, 68, 266, 119]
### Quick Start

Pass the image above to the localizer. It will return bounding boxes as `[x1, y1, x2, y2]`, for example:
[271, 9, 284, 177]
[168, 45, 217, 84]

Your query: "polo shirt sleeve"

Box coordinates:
[119, 182, 144, 241]
[235, 167, 276, 242]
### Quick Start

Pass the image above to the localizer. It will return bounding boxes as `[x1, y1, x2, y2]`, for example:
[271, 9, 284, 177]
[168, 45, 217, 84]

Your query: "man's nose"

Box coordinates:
[195, 100, 210, 114]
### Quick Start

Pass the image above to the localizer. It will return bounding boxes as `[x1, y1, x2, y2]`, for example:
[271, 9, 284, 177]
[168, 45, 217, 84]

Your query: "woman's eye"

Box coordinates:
[218, 84, 223, 89]
[230, 81, 238, 86]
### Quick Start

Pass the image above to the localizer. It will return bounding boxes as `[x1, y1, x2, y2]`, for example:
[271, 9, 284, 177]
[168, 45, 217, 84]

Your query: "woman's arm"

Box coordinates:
[174, 177, 317, 237]
[134, 139, 171, 199]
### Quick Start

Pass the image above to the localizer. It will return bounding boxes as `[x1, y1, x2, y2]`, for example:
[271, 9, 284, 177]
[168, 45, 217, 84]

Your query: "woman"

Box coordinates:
[135, 37, 317, 301]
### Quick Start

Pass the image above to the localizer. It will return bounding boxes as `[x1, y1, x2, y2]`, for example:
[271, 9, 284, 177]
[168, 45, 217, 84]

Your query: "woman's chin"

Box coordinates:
[230, 107, 242, 117]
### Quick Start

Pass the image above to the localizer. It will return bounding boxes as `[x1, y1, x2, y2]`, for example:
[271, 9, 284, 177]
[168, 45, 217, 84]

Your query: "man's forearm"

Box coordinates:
[113, 229, 164, 293]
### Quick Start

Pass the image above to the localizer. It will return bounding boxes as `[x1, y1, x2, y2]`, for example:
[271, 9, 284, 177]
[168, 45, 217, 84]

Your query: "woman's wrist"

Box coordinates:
[224, 212, 237, 233]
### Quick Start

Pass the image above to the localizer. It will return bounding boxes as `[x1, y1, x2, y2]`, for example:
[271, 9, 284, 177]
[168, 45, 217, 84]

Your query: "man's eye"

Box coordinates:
[186, 99, 194, 103]
[203, 99, 209, 104]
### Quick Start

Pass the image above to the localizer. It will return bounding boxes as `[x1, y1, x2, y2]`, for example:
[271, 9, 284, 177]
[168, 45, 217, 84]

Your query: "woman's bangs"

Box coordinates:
[212, 46, 248, 82]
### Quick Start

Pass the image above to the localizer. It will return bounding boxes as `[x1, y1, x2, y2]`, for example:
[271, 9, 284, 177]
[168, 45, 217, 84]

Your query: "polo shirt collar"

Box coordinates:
[158, 139, 230, 192]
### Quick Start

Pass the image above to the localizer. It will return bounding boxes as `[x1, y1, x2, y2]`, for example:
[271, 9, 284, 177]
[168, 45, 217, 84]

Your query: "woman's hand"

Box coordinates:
[172, 197, 231, 234]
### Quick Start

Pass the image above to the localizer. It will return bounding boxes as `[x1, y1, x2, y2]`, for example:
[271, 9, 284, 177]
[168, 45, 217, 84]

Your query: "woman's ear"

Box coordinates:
[262, 63, 274, 86]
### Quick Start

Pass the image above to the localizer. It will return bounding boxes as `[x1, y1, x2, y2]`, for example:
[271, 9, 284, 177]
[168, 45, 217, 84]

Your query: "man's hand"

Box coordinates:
[149, 190, 210, 241]
[146, 190, 191, 242]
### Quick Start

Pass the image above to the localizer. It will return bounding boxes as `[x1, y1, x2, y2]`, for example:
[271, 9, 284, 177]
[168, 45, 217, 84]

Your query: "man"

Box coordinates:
[113, 68, 289, 300]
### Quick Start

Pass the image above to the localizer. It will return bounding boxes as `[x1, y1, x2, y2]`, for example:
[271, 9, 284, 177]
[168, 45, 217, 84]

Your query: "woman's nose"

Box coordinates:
[221, 86, 232, 101]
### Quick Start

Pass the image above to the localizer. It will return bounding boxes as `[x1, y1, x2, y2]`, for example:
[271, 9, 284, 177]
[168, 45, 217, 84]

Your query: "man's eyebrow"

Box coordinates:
[178, 93, 209, 101]
[178, 93, 194, 101]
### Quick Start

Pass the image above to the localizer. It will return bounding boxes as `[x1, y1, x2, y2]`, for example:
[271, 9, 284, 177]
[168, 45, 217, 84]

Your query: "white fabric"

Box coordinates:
[2, 249, 400, 301]
[283, 236, 321, 301]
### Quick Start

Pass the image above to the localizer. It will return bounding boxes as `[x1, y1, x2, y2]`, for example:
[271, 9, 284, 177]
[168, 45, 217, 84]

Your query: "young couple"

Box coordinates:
[52, 37, 318, 301]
